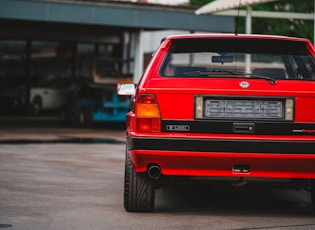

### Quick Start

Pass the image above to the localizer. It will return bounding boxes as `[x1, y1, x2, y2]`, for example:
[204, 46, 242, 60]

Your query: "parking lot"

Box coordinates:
[1, 117, 315, 230]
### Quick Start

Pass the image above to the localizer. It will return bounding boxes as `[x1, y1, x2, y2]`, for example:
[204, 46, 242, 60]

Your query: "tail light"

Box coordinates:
[135, 94, 161, 132]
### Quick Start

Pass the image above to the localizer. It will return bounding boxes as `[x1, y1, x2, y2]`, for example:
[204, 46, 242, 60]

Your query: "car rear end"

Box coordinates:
[120, 34, 315, 212]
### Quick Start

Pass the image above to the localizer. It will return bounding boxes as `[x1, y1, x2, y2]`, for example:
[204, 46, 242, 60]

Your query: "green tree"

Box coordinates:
[190, 0, 314, 41]
[189, 0, 214, 6]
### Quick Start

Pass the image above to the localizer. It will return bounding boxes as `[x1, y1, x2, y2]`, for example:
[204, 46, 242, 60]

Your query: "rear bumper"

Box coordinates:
[127, 136, 315, 179]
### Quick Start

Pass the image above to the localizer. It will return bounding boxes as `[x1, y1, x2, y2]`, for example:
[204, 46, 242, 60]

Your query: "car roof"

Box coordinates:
[165, 33, 311, 43]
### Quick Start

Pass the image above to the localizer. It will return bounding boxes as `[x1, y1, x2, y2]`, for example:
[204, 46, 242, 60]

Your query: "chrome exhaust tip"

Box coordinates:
[147, 164, 161, 180]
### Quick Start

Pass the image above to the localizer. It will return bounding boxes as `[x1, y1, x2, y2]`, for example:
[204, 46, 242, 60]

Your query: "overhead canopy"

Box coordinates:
[195, 0, 278, 15]
[195, 0, 315, 45]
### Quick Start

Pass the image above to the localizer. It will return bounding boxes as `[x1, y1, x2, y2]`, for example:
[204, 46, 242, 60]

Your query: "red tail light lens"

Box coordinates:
[135, 94, 161, 132]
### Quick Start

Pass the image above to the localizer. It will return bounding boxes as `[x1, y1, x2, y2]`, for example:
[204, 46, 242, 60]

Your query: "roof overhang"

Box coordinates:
[195, 0, 278, 15]
[0, 0, 234, 33]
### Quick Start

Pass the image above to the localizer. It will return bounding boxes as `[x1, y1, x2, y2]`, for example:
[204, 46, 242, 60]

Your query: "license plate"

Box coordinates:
[205, 99, 283, 119]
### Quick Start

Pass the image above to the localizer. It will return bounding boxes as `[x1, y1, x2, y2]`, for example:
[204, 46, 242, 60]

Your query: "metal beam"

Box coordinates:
[0, 0, 234, 32]
[195, 0, 278, 15]
[214, 10, 314, 20]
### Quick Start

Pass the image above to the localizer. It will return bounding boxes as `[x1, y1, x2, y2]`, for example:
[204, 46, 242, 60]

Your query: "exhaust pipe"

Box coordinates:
[148, 164, 161, 180]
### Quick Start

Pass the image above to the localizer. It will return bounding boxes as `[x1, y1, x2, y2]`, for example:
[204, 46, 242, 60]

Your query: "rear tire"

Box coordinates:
[311, 180, 315, 212]
[124, 148, 155, 212]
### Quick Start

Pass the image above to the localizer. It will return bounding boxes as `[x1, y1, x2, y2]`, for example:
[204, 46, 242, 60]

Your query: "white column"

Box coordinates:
[122, 32, 130, 75]
[245, 6, 252, 74]
[133, 29, 144, 83]
[245, 5, 252, 34]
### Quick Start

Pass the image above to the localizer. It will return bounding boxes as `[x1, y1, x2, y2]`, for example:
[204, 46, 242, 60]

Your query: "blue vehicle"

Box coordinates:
[61, 83, 131, 126]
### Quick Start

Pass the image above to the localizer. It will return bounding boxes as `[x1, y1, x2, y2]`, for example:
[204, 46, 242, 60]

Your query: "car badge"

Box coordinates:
[166, 125, 190, 132]
[240, 81, 250, 89]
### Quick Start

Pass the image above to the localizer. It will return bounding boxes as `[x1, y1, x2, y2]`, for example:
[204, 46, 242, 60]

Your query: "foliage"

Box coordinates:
[189, 0, 314, 41]
[189, 0, 214, 6]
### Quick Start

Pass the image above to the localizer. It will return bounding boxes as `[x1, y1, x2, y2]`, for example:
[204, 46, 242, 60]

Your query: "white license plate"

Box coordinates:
[205, 99, 283, 119]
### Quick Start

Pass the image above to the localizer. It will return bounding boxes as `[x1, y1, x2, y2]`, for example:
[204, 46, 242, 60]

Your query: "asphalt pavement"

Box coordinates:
[1, 117, 315, 230]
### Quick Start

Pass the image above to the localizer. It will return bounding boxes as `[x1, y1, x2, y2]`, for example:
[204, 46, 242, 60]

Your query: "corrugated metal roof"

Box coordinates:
[195, 0, 278, 15]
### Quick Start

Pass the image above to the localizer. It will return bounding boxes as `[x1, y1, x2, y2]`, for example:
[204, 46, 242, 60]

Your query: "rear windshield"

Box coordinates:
[160, 38, 315, 80]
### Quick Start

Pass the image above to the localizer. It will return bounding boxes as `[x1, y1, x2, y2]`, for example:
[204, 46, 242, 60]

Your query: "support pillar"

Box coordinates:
[245, 6, 252, 74]
[133, 29, 144, 83]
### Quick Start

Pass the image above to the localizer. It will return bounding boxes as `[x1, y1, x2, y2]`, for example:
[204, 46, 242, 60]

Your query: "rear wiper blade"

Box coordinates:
[229, 71, 276, 84]
[248, 73, 276, 85]
[182, 70, 276, 85]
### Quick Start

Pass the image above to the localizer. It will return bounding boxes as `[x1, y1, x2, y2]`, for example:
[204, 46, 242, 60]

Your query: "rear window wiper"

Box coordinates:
[235, 71, 276, 85]
[248, 73, 276, 85]
[182, 70, 276, 85]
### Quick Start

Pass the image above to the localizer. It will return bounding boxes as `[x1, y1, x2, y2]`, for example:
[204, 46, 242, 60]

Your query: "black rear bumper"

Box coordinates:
[127, 137, 315, 154]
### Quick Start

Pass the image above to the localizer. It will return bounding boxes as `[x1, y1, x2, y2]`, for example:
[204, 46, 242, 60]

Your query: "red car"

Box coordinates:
[117, 33, 315, 212]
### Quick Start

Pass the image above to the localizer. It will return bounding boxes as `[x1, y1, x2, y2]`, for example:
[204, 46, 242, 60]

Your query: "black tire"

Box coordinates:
[124, 148, 155, 212]
[311, 180, 315, 212]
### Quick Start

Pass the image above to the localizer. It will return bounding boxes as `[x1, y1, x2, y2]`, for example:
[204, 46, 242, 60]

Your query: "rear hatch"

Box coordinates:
[145, 77, 315, 136]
